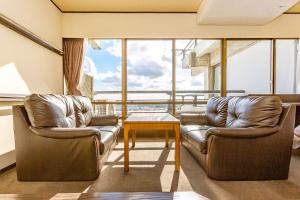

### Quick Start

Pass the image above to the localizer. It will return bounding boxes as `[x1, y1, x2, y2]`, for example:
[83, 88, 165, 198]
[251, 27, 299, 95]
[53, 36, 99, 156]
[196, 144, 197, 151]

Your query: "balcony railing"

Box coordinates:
[92, 90, 245, 116]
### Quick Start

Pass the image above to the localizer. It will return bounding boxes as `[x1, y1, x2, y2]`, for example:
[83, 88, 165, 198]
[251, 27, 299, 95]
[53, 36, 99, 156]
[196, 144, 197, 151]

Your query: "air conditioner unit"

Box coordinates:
[182, 52, 210, 69]
[190, 54, 210, 76]
[196, 54, 210, 66]
[182, 52, 195, 69]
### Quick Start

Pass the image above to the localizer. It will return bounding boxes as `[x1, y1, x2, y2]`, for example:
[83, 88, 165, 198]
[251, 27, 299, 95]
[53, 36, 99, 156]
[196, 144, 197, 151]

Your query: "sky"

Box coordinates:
[83, 39, 205, 100]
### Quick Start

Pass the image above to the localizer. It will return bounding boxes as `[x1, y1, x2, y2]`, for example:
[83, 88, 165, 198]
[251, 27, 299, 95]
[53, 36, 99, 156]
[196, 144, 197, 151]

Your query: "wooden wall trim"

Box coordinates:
[0, 14, 63, 56]
[0, 94, 25, 103]
[48, 1, 197, 14]
[62, 11, 198, 14]
[49, 0, 62, 12]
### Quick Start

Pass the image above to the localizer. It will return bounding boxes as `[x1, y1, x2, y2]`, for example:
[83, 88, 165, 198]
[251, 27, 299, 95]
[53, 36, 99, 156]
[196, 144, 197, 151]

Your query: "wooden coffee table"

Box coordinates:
[123, 113, 181, 172]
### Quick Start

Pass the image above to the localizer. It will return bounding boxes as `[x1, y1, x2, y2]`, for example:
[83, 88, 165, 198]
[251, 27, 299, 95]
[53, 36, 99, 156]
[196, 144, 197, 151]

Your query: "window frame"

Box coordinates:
[88, 38, 299, 125]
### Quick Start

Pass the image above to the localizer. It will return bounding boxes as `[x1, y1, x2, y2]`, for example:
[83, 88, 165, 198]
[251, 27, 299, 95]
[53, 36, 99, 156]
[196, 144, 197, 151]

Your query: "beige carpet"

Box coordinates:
[0, 139, 300, 200]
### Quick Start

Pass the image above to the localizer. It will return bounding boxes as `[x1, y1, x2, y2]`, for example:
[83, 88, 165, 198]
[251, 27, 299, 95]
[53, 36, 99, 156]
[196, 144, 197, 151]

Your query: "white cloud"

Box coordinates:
[126, 40, 172, 91]
[83, 56, 98, 76]
[83, 56, 121, 91]
[105, 40, 122, 57]
[84, 39, 205, 94]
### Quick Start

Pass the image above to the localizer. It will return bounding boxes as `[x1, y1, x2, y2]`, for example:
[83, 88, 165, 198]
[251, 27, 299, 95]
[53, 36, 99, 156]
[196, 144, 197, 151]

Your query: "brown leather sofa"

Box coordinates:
[13, 94, 120, 181]
[180, 96, 295, 180]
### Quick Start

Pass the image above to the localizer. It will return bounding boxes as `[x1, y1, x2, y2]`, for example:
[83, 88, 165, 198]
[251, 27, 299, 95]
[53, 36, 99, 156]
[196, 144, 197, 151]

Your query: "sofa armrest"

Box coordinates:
[30, 127, 101, 139]
[206, 126, 279, 139]
[90, 114, 119, 126]
[180, 113, 208, 125]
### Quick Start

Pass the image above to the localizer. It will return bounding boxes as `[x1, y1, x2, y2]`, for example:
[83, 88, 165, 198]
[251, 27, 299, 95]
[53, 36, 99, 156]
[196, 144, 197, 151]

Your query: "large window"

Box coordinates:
[81, 38, 300, 120]
[226, 40, 272, 95]
[126, 40, 173, 113]
[175, 39, 221, 114]
[127, 40, 172, 101]
[82, 39, 122, 116]
[276, 39, 300, 94]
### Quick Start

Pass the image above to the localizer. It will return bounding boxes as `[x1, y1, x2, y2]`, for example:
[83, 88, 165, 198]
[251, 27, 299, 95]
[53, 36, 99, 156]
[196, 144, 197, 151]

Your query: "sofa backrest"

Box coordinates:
[226, 96, 282, 128]
[24, 94, 76, 128]
[71, 96, 93, 127]
[206, 97, 229, 127]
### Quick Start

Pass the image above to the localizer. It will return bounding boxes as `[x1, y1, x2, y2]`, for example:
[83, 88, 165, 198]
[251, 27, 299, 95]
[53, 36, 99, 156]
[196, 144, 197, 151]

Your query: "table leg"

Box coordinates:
[165, 130, 169, 148]
[124, 124, 129, 172]
[174, 123, 180, 172]
[131, 130, 136, 148]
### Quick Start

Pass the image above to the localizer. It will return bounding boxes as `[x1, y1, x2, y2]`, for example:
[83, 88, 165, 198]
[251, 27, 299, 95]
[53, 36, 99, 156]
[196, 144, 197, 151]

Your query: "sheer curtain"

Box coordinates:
[63, 38, 85, 95]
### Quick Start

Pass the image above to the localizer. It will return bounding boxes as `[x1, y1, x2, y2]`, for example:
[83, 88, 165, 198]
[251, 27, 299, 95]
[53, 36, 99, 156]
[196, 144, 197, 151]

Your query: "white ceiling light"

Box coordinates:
[197, 0, 300, 25]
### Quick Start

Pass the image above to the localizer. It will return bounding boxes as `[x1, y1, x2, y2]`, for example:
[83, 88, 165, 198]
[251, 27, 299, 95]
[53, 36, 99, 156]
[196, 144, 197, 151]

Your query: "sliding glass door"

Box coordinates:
[226, 40, 272, 95]
[126, 40, 173, 113]
[276, 39, 300, 94]
[175, 39, 221, 114]
[81, 38, 300, 120]
[83, 39, 122, 117]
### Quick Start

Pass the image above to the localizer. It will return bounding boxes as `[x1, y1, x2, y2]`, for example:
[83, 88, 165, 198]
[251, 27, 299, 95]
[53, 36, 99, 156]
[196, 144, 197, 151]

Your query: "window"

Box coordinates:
[276, 39, 300, 94]
[127, 40, 172, 113]
[81, 38, 299, 119]
[175, 39, 221, 114]
[226, 40, 272, 95]
[127, 40, 172, 101]
[82, 39, 122, 116]
[127, 104, 170, 113]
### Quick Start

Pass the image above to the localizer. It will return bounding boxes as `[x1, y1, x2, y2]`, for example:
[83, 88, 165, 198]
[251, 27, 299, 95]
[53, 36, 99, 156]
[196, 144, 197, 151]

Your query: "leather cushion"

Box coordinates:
[99, 131, 115, 155]
[293, 134, 300, 149]
[24, 94, 76, 128]
[90, 125, 120, 139]
[181, 125, 212, 133]
[187, 130, 209, 154]
[71, 96, 93, 127]
[206, 97, 229, 127]
[226, 96, 282, 128]
[294, 125, 300, 137]
[181, 125, 211, 154]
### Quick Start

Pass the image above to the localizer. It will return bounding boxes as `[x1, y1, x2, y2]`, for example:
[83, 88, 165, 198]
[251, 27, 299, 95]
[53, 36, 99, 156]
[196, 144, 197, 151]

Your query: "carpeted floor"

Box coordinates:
[0, 139, 300, 200]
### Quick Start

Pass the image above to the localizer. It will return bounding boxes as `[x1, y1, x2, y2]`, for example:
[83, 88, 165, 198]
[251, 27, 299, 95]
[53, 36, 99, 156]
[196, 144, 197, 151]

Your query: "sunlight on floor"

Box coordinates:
[0, 139, 300, 200]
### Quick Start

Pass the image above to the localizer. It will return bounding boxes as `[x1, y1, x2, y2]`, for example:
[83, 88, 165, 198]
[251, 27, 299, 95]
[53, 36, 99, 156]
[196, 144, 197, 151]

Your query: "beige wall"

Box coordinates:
[0, 0, 62, 47]
[62, 13, 300, 38]
[0, 0, 62, 168]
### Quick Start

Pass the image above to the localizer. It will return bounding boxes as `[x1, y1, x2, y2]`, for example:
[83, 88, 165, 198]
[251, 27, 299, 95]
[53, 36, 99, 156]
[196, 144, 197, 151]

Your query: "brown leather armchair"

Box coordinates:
[293, 126, 300, 155]
[180, 96, 295, 180]
[13, 94, 120, 181]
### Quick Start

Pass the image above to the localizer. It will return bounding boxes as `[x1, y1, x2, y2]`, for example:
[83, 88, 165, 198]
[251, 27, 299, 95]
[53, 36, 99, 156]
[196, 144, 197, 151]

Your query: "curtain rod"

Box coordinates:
[0, 14, 63, 56]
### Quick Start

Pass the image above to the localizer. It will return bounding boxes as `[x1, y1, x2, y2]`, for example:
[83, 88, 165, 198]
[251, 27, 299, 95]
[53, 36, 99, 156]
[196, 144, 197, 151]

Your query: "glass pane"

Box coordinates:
[82, 39, 122, 102]
[227, 40, 272, 95]
[175, 104, 206, 117]
[175, 39, 221, 105]
[93, 103, 122, 117]
[276, 39, 300, 94]
[127, 40, 172, 101]
[127, 104, 171, 114]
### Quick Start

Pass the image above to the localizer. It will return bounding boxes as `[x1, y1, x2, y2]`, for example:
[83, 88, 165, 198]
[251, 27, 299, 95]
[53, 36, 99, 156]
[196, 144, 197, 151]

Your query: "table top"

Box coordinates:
[124, 113, 179, 124]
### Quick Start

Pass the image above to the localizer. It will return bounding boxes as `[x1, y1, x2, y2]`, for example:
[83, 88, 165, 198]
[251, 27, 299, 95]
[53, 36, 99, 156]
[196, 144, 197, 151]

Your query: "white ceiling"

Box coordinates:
[51, 0, 202, 12]
[197, 0, 300, 25]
